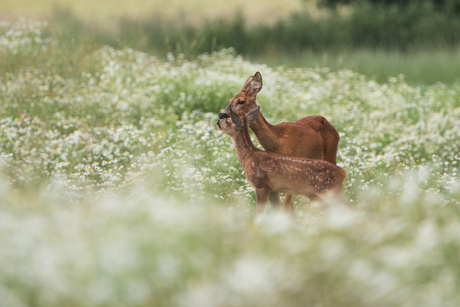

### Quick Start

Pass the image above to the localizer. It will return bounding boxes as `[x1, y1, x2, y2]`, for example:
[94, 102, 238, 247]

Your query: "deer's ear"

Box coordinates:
[250, 72, 262, 94]
[245, 106, 260, 123]
[241, 76, 254, 92]
[230, 109, 244, 131]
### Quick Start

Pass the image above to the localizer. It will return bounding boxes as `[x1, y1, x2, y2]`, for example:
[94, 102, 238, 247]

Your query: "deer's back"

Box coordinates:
[265, 116, 337, 159]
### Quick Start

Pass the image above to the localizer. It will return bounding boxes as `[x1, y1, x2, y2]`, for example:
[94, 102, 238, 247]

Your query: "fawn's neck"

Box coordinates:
[248, 112, 279, 152]
[231, 126, 258, 166]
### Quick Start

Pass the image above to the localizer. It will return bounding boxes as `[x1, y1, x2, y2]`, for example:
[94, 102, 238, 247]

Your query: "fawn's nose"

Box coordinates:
[218, 112, 229, 119]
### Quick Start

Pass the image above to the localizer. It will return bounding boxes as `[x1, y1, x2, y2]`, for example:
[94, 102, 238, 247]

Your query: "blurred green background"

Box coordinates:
[2, 0, 460, 86]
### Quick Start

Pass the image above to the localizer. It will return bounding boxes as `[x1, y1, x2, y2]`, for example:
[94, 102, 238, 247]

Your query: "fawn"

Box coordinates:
[218, 106, 348, 216]
[218, 72, 340, 212]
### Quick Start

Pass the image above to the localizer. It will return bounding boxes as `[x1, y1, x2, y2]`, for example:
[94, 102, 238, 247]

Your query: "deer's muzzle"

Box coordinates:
[218, 112, 230, 119]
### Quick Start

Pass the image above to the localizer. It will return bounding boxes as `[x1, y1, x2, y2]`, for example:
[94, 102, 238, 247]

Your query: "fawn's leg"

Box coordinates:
[307, 192, 326, 212]
[307, 193, 322, 204]
[255, 189, 270, 216]
[282, 194, 294, 214]
[269, 192, 281, 210]
[317, 187, 352, 209]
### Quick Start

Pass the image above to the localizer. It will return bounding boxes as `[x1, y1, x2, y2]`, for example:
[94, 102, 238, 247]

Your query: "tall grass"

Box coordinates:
[1, 20, 460, 306]
[30, 5, 460, 86]
[104, 3, 460, 55]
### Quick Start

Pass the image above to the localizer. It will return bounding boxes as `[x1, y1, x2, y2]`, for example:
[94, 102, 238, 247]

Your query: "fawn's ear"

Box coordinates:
[245, 106, 260, 123]
[241, 72, 262, 94]
[230, 109, 244, 131]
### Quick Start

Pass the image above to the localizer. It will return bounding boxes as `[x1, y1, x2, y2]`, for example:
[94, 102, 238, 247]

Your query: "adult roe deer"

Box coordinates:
[218, 72, 340, 212]
[217, 106, 347, 216]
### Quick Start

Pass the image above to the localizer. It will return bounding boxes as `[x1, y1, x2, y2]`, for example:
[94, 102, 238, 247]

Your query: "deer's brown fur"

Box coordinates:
[218, 106, 347, 216]
[218, 72, 340, 212]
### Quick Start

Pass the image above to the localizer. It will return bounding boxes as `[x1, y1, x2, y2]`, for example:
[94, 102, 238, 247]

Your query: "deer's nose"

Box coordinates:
[219, 112, 229, 119]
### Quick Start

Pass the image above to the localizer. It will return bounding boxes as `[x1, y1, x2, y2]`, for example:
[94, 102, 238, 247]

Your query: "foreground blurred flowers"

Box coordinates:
[1, 176, 459, 307]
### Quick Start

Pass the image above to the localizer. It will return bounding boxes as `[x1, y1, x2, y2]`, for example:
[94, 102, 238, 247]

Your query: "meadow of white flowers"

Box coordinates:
[1, 19, 460, 307]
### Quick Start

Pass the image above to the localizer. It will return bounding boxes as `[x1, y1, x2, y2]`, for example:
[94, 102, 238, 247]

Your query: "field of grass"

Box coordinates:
[251, 48, 460, 86]
[3, 0, 460, 86]
[1, 19, 460, 306]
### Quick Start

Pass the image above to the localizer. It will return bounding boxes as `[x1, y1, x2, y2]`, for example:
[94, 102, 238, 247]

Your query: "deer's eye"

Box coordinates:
[237, 100, 245, 105]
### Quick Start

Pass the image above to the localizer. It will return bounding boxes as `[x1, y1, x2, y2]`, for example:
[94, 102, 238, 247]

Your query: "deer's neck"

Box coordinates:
[231, 127, 257, 166]
[249, 112, 280, 152]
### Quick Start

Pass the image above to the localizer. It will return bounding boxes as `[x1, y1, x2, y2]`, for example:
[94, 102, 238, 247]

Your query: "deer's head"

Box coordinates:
[218, 72, 262, 120]
[217, 106, 260, 136]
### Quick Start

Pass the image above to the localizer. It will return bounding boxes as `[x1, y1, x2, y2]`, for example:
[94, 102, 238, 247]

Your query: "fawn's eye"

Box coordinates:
[237, 100, 245, 105]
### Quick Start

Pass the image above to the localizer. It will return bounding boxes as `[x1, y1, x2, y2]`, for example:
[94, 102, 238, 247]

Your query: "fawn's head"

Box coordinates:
[218, 106, 260, 136]
[218, 72, 262, 120]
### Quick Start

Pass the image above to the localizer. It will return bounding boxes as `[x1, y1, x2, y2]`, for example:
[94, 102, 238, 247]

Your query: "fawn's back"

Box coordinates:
[245, 151, 346, 197]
